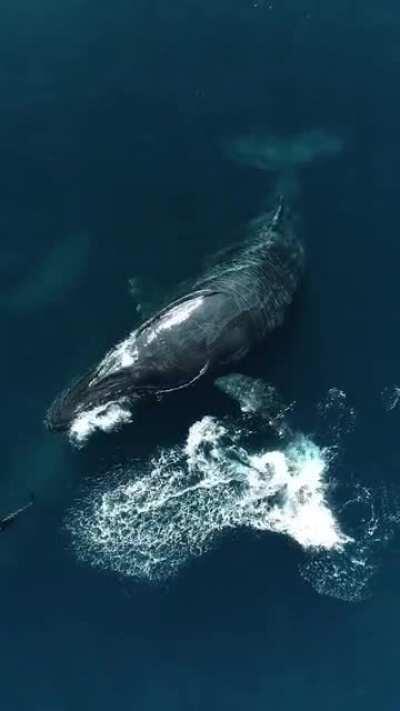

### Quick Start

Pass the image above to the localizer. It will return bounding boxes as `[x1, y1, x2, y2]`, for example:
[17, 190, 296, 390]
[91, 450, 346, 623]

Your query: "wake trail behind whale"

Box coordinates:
[64, 376, 400, 601]
[67, 418, 346, 583]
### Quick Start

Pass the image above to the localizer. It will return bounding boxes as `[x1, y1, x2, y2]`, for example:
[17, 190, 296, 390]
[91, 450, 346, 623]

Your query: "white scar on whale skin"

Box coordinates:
[69, 402, 132, 447]
[95, 297, 205, 376]
[96, 334, 139, 378]
[146, 296, 205, 344]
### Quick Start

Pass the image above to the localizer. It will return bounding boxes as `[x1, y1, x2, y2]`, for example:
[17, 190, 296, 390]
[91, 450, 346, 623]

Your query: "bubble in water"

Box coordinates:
[301, 484, 400, 601]
[316, 387, 357, 446]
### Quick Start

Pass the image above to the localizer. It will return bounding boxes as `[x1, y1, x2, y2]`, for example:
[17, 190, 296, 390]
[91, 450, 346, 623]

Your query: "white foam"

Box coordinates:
[184, 415, 227, 462]
[67, 414, 349, 581]
[69, 401, 132, 447]
[245, 441, 349, 549]
[299, 483, 399, 602]
[66, 379, 400, 600]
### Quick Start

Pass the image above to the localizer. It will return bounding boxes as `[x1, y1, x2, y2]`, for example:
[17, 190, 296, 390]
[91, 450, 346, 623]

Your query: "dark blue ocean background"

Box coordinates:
[2, 1, 400, 708]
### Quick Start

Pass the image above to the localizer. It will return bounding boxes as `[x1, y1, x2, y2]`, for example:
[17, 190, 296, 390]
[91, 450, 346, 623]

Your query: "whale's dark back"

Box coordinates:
[45, 203, 304, 433]
[195, 206, 305, 337]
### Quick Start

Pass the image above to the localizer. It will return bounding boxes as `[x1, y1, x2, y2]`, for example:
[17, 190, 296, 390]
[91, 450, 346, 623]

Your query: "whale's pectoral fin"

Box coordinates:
[214, 374, 293, 438]
[205, 317, 251, 367]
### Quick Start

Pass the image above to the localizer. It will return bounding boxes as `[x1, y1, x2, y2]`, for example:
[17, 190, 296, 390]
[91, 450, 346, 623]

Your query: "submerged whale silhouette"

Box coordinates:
[45, 200, 304, 441]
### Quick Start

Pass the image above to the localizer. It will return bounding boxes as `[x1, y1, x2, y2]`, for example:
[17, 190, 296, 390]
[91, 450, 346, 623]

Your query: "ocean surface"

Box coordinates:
[2, 1, 400, 709]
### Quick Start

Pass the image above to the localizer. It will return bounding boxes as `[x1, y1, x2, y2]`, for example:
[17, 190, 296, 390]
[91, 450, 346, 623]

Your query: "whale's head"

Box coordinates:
[45, 366, 148, 445]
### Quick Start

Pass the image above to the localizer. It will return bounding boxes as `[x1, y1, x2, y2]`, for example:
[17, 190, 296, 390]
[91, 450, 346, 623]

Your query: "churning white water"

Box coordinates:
[67, 416, 347, 582]
[66, 377, 400, 600]
[69, 402, 133, 447]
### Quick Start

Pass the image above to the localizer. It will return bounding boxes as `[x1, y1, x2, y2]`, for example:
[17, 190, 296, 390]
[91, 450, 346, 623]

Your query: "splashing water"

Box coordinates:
[69, 402, 133, 448]
[67, 416, 347, 582]
[300, 483, 400, 602]
[66, 376, 400, 600]
[66, 377, 348, 583]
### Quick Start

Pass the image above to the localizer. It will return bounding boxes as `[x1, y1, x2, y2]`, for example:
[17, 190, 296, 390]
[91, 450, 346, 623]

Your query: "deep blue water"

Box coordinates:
[2, 1, 400, 709]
